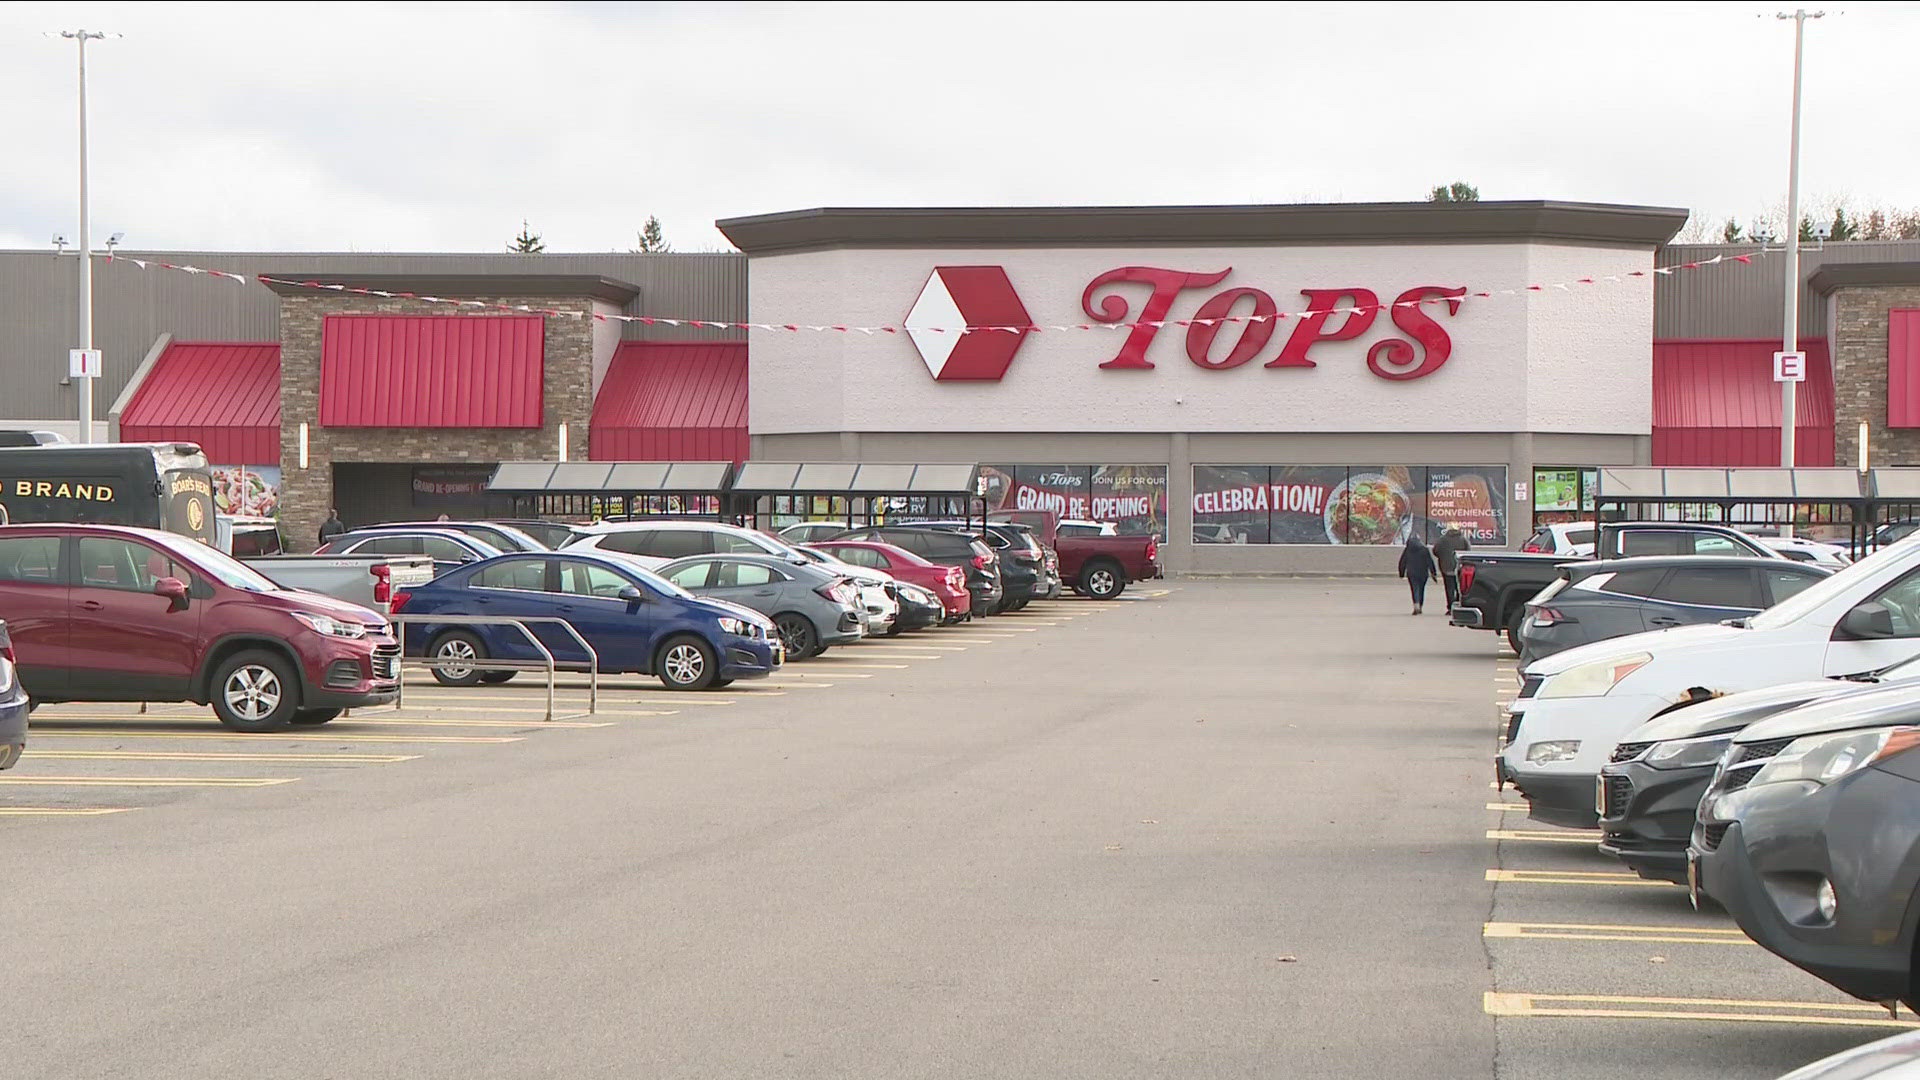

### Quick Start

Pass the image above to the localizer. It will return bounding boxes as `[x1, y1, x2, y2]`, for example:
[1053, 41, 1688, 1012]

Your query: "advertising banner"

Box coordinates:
[1192, 465, 1271, 544]
[411, 465, 495, 507]
[1533, 469, 1581, 513]
[211, 465, 282, 517]
[1325, 466, 1421, 546]
[1425, 466, 1508, 544]
[1006, 465, 1093, 520]
[1262, 466, 1347, 544]
[1089, 465, 1168, 539]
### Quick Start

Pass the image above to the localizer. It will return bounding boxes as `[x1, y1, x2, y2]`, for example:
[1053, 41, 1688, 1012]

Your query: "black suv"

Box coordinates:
[903, 522, 1052, 611]
[835, 527, 1002, 616]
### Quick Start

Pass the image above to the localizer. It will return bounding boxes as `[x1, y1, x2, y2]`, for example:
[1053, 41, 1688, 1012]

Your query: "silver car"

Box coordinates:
[657, 552, 865, 658]
[791, 546, 899, 635]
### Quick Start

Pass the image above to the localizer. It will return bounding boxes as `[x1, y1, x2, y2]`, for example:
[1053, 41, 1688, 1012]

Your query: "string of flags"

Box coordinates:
[99, 249, 1769, 334]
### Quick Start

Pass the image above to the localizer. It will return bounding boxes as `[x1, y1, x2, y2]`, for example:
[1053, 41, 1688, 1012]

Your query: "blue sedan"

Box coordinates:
[390, 550, 783, 690]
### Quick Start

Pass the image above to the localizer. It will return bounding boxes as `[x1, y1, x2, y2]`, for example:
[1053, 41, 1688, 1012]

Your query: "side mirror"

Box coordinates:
[618, 585, 645, 607]
[1838, 602, 1896, 641]
[154, 576, 189, 608]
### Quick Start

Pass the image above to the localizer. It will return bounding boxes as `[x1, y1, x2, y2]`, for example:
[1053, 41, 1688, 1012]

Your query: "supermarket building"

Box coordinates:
[2, 199, 1919, 573]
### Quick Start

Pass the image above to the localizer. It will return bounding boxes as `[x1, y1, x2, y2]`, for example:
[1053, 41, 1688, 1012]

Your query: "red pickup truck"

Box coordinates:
[990, 511, 1162, 599]
[0, 523, 399, 732]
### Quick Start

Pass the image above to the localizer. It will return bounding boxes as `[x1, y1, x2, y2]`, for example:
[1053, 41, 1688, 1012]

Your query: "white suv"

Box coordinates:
[567, 521, 800, 570]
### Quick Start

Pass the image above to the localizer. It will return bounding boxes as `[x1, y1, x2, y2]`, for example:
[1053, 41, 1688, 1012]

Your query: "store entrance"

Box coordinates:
[332, 462, 511, 529]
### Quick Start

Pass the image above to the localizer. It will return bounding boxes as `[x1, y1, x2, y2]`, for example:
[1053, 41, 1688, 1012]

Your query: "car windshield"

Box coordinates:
[621, 560, 694, 600]
[148, 532, 281, 592]
[1749, 537, 1920, 631]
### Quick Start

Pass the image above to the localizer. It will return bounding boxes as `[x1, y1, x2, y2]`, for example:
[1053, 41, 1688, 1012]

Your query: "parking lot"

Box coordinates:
[0, 580, 1906, 1078]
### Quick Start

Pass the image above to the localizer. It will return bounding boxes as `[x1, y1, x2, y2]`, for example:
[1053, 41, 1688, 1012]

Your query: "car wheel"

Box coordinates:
[885, 622, 904, 637]
[480, 671, 517, 685]
[1009, 597, 1029, 611]
[1081, 561, 1125, 600]
[712, 677, 734, 688]
[775, 613, 820, 658]
[1502, 605, 1525, 655]
[290, 708, 341, 726]
[429, 631, 487, 687]
[656, 635, 718, 690]
[211, 649, 299, 733]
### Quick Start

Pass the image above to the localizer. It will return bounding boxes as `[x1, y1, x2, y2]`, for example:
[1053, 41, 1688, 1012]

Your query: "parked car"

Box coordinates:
[1775, 1030, 1920, 1078]
[805, 540, 971, 622]
[0, 442, 218, 544]
[392, 550, 781, 690]
[890, 582, 945, 632]
[0, 621, 25, 770]
[656, 552, 864, 658]
[0, 523, 398, 731]
[243, 554, 435, 616]
[790, 546, 900, 635]
[217, 515, 284, 557]
[490, 518, 593, 549]
[566, 520, 803, 570]
[1454, 522, 1787, 650]
[987, 509, 1160, 598]
[358, 520, 547, 553]
[1692, 682, 1920, 1010]
[831, 527, 1002, 615]
[777, 522, 853, 544]
[1753, 534, 1852, 568]
[316, 528, 504, 576]
[1597, 677, 1880, 882]
[904, 521, 1054, 610]
[1057, 519, 1118, 538]
[1519, 521, 1597, 556]
[1504, 534, 1920, 829]
[1517, 556, 1830, 666]
[1852, 520, 1920, 561]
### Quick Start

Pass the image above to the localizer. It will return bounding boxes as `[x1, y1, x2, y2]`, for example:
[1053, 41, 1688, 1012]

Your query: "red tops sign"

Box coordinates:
[1081, 267, 1467, 380]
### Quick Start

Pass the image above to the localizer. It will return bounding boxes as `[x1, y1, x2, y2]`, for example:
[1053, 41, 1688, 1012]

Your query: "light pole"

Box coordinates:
[1777, 9, 1824, 471]
[58, 28, 113, 444]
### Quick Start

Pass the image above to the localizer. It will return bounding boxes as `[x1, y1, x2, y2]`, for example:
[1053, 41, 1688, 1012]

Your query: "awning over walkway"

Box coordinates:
[321, 315, 545, 428]
[1652, 339, 1834, 467]
[1595, 467, 1864, 502]
[117, 341, 281, 464]
[730, 461, 980, 496]
[487, 460, 735, 494]
[590, 342, 747, 462]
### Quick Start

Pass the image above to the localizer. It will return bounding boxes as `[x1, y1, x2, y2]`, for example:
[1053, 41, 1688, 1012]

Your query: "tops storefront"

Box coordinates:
[718, 201, 1688, 573]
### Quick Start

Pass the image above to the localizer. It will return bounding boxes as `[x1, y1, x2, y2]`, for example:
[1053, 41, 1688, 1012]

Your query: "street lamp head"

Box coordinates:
[106, 232, 124, 248]
[51, 235, 68, 253]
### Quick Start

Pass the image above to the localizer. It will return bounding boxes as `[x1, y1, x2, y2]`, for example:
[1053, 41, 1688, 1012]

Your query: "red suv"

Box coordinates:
[0, 524, 399, 732]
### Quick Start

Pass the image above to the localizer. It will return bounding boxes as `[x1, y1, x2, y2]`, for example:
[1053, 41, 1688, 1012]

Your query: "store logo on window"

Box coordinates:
[904, 266, 1033, 382]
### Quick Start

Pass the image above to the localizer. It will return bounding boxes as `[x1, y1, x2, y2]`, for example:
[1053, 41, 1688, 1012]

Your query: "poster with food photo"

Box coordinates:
[211, 465, 281, 517]
[1192, 465, 1271, 544]
[1425, 467, 1508, 544]
[1323, 467, 1420, 545]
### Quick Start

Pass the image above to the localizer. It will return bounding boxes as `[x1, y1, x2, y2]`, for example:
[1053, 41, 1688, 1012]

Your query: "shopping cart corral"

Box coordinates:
[388, 614, 599, 722]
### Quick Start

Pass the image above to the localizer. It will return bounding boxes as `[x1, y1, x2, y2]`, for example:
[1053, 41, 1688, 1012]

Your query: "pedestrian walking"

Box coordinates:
[1433, 525, 1472, 610]
[1398, 534, 1438, 615]
[318, 507, 347, 546]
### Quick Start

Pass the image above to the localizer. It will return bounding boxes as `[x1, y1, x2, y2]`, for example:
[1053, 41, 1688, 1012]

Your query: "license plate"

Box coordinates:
[771, 642, 785, 666]
[375, 656, 398, 680]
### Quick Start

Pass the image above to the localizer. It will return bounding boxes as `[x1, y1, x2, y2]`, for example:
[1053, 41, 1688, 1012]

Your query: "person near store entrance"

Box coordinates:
[318, 507, 347, 545]
[1398, 534, 1439, 616]
[1433, 525, 1472, 610]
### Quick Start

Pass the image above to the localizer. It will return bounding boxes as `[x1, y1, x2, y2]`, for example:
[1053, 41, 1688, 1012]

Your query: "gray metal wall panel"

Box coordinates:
[1655, 241, 1920, 340]
[0, 250, 746, 421]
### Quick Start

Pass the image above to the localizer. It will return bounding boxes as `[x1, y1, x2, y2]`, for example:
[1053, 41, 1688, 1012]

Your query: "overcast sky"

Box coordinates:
[2, 1, 1914, 254]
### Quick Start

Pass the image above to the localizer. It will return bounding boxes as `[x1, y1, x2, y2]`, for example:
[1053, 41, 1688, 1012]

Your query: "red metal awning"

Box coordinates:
[590, 342, 747, 461]
[320, 315, 544, 428]
[118, 341, 281, 464]
[1652, 339, 1834, 466]
[1889, 310, 1920, 428]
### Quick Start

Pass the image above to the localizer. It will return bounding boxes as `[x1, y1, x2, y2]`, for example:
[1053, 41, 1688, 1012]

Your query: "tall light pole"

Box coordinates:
[1777, 9, 1824, 470]
[58, 28, 112, 444]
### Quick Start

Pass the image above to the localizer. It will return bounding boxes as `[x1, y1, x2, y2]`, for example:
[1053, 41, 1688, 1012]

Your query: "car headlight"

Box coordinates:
[0, 656, 14, 696]
[1644, 734, 1735, 770]
[1537, 653, 1652, 699]
[292, 611, 366, 638]
[717, 617, 753, 637]
[1747, 726, 1920, 788]
[1526, 740, 1581, 764]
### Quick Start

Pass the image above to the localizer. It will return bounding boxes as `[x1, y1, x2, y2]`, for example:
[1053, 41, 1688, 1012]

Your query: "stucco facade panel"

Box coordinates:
[1522, 244, 1656, 433]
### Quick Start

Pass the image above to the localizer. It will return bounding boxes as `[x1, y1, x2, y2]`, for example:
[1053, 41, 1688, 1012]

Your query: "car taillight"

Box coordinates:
[1459, 564, 1475, 593]
[371, 562, 392, 605]
[947, 568, 964, 589]
[388, 590, 412, 614]
[1532, 607, 1575, 627]
[1146, 537, 1158, 561]
[1520, 540, 1546, 553]
[970, 554, 989, 569]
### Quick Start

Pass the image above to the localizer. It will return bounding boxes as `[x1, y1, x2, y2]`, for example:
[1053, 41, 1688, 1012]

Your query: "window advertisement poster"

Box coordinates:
[1259, 466, 1352, 544]
[1327, 466, 1421, 545]
[1090, 465, 1168, 539]
[1192, 465, 1271, 544]
[1582, 468, 1599, 512]
[211, 465, 282, 517]
[1009, 465, 1093, 520]
[1425, 467, 1508, 544]
[411, 465, 495, 508]
[980, 465, 1015, 514]
[1533, 469, 1581, 513]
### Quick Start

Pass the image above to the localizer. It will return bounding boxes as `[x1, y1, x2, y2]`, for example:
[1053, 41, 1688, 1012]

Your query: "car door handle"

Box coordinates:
[1648, 616, 1681, 626]
[753, 589, 776, 597]
[79, 600, 104, 611]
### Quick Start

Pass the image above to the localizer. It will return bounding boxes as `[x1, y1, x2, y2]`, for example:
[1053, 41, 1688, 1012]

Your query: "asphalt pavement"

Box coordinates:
[0, 581, 1897, 1078]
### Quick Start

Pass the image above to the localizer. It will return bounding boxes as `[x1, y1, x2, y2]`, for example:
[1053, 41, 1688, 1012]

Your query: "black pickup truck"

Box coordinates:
[1449, 522, 1781, 651]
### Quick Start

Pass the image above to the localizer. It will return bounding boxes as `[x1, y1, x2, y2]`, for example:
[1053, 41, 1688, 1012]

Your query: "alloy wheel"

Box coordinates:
[664, 643, 705, 685]
[776, 615, 815, 657]
[436, 638, 477, 680]
[223, 665, 283, 722]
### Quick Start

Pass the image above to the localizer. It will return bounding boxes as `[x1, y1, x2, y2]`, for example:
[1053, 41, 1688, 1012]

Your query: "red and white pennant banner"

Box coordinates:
[101, 250, 1766, 333]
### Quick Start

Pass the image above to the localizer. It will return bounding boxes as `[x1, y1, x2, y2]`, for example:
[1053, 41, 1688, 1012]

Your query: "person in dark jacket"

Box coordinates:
[1398, 535, 1439, 615]
[318, 508, 347, 545]
[1433, 526, 1472, 610]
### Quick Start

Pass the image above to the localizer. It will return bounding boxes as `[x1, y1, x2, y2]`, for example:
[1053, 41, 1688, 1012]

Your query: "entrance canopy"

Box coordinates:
[486, 460, 980, 524]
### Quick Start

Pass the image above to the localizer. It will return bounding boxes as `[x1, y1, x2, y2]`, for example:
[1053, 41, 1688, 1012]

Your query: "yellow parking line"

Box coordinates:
[965, 626, 1038, 633]
[28, 729, 524, 744]
[0, 807, 135, 816]
[1483, 922, 1754, 946]
[1483, 991, 1918, 1028]
[1485, 802, 1533, 813]
[0, 775, 297, 787]
[1488, 829, 1602, 844]
[25, 749, 419, 764]
[1486, 869, 1678, 889]
[920, 637, 997, 644]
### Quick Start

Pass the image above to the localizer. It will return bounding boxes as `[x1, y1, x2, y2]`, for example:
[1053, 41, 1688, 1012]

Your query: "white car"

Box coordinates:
[568, 520, 801, 571]
[792, 546, 899, 635]
[1755, 535, 1851, 568]
[1519, 521, 1597, 556]
[1503, 535, 1920, 829]
[1057, 519, 1117, 538]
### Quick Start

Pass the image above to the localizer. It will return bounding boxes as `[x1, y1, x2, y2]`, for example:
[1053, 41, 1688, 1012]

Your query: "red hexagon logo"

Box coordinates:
[904, 266, 1033, 381]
